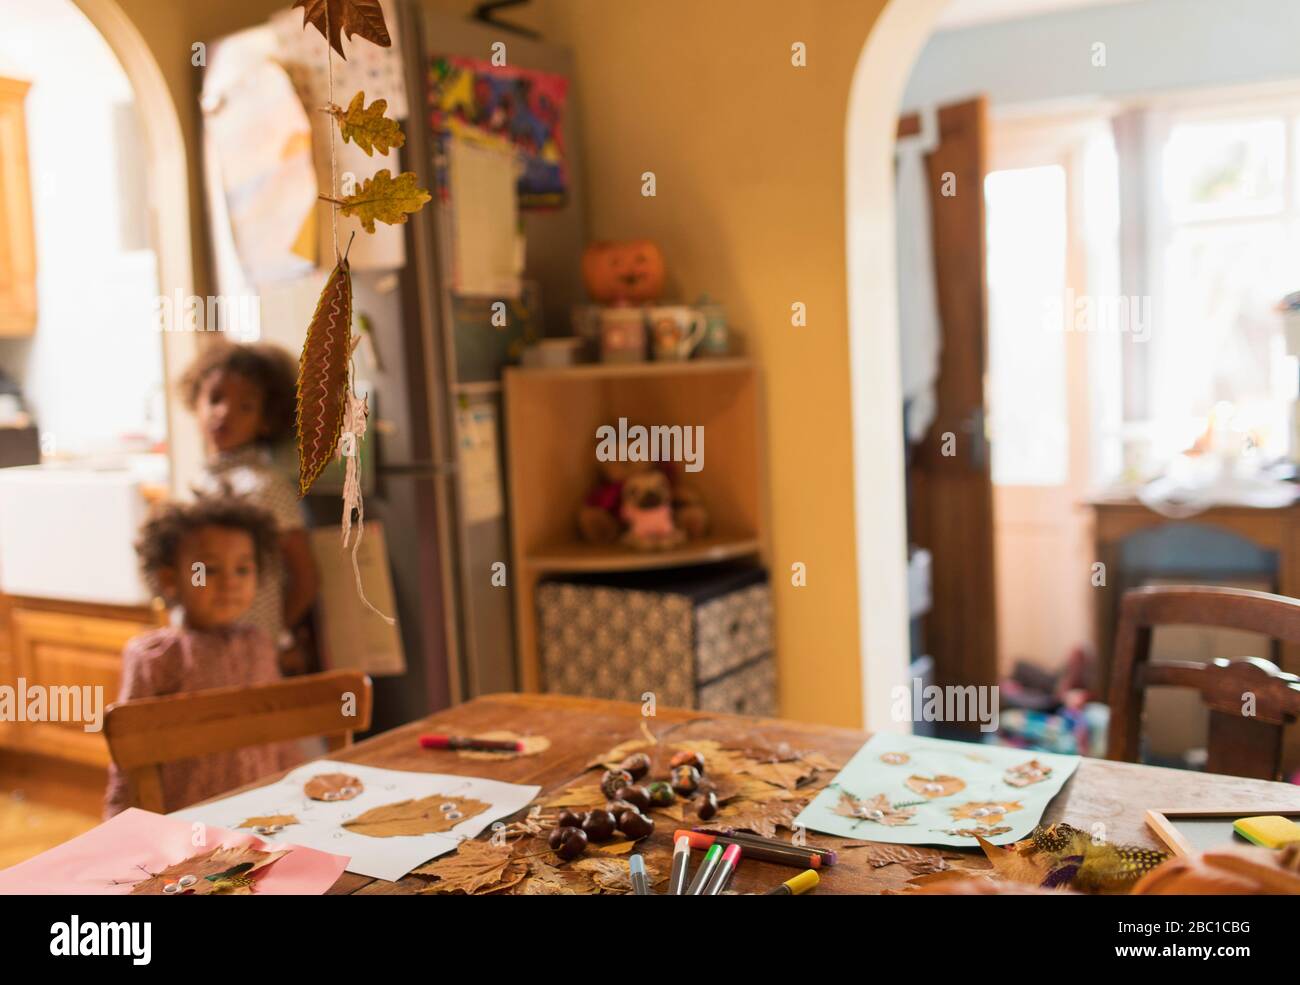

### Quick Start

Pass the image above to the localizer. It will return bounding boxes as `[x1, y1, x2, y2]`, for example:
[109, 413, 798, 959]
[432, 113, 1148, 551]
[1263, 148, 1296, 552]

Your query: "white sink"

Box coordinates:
[0, 466, 153, 605]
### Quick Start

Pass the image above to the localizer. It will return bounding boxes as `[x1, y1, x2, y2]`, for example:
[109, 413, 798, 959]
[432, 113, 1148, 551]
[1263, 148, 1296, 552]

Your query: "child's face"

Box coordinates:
[159, 525, 259, 630]
[195, 369, 267, 453]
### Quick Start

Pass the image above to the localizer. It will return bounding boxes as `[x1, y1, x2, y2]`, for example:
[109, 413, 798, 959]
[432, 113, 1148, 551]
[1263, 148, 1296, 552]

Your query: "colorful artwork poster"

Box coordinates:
[795, 733, 1080, 847]
[428, 56, 569, 209]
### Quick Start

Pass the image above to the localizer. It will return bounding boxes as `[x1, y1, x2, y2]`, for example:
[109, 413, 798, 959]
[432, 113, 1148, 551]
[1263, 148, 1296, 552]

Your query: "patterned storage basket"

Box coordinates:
[536, 564, 773, 711]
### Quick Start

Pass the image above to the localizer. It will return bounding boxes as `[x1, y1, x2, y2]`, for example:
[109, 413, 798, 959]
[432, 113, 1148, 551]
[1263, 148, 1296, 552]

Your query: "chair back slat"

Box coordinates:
[105, 670, 373, 811]
[1108, 586, 1300, 781]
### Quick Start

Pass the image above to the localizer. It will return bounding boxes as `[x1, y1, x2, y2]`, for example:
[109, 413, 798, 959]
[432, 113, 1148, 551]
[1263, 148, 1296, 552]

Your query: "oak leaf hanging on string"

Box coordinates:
[295, 258, 352, 497]
[338, 169, 431, 233]
[332, 91, 405, 156]
[292, 0, 391, 59]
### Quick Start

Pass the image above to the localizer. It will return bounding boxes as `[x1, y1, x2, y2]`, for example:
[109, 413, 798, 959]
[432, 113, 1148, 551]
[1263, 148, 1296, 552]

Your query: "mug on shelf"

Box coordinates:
[599, 306, 647, 363]
[648, 305, 707, 361]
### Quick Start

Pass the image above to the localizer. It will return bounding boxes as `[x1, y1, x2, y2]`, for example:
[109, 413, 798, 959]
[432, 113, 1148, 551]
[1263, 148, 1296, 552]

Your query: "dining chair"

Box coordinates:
[1107, 585, 1300, 781]
[105, 669, 373, 813]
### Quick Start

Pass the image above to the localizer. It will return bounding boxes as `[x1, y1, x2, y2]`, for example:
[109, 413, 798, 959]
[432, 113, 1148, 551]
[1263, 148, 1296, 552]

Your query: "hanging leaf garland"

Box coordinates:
[296, 257, 352, 497]
[292, 0, 391, 59]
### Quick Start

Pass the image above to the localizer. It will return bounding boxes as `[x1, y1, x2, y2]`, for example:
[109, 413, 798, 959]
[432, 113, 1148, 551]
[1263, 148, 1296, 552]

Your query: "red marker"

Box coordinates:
[419, 733, 524, 752]
[703, 844, 742, 895]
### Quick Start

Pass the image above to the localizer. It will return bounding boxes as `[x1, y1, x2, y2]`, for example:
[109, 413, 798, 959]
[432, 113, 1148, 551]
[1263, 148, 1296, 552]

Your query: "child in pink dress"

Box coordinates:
[104, 497, 302, 817]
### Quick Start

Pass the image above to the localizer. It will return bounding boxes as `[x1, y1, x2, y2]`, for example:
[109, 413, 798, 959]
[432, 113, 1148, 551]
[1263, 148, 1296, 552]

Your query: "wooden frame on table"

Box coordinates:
[1145, 808, 1300, 856]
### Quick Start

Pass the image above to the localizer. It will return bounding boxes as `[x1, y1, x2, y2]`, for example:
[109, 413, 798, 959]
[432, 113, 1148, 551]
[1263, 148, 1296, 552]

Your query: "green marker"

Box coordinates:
[686, 843, 723, 895]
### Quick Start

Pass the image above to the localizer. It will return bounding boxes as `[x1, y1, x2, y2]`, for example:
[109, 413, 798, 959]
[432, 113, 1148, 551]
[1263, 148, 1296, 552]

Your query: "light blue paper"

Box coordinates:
[795, 733, 1080, 846]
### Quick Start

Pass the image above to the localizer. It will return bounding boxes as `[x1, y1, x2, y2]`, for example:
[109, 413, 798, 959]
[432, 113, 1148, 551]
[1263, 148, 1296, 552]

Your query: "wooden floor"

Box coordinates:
[0, 793, 98, 870]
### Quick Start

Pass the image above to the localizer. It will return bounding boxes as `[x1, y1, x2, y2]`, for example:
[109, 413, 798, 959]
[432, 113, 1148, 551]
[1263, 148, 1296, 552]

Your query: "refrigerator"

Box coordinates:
[202, 1, 587, 731]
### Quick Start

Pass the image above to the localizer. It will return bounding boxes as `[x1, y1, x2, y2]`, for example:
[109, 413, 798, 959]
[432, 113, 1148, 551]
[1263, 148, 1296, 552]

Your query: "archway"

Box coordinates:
[71, 0, 201, 490]
[845, 0, 950, 730]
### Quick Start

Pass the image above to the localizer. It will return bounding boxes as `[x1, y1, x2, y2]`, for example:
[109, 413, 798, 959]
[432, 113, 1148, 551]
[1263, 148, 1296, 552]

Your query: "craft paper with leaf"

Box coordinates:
[342, 795, 489, 837]
[129, 845, 288, 896]
[797, 733, 1079, 847]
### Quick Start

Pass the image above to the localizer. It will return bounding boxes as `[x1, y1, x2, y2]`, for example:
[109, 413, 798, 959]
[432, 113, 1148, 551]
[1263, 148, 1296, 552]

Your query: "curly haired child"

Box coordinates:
[104, 496, 302, 817]
[180, 342, 319, 674]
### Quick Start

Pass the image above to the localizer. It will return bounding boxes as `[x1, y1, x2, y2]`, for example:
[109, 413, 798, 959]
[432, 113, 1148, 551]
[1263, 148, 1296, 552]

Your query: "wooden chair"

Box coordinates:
[1107, 585, 1300, 780]
[105, 670, 373, 812]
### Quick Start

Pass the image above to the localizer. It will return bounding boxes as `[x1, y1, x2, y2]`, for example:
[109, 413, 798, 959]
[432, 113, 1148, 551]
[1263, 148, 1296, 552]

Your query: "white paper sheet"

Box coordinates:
[449, 136, 522, 298]
[170, 760, 540, 882]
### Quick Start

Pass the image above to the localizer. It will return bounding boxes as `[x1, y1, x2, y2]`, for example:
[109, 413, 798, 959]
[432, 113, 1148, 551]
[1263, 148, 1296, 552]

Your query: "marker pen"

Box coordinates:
[669, 835, 692, 895]
[629, 853, 650, 895]
[686, 843, 723, 895]
[763, 869, 820, 895]
[702, 843, 742, 895]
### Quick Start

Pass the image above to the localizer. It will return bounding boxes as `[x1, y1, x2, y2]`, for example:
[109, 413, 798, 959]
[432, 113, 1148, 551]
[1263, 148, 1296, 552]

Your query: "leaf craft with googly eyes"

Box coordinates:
[304, 773, 365, 802]
[341, 795, 491, 838]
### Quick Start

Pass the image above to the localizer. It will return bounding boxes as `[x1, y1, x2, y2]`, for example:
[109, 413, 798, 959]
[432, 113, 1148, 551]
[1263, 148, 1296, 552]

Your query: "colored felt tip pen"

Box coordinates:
[677, 829, 821, 870]
[629, 853, 650, 896]
[763, 869, 820, 896]
[419, 733, 524, 753]
[669, 835, 692, 895]
[686, 843, 723, 895]
[693, 827, 837, 866]
[702, 844, 742, 896]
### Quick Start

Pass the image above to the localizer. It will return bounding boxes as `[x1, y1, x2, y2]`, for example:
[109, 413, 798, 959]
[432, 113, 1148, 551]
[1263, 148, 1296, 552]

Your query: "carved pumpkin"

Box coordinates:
[582, 240, 666, 304]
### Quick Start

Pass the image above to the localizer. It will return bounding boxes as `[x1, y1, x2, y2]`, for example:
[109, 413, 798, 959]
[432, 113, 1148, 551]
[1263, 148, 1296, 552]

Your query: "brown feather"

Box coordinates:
[296, 258, 352, 497]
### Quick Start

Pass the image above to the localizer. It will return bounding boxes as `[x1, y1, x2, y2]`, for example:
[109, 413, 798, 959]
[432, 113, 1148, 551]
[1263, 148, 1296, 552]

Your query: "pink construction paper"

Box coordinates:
[0, 807, 349, 895]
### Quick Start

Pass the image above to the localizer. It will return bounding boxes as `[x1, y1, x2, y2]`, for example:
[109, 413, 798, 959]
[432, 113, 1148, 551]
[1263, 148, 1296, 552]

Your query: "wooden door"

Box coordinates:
[898, 98, 997, 713]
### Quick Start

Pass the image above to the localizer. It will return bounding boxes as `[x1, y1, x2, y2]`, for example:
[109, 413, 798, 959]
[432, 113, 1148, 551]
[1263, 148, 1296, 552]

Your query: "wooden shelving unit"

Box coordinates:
[503, 358, 766, 690]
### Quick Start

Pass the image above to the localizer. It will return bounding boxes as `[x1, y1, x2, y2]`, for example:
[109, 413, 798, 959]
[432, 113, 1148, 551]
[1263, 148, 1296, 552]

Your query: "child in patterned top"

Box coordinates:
[180, 343, 319, 674]
[104, 496, 301, 817]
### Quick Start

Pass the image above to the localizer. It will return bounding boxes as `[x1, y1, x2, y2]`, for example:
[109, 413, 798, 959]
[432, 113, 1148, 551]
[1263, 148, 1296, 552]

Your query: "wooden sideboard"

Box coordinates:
[0, 593, 164, 813]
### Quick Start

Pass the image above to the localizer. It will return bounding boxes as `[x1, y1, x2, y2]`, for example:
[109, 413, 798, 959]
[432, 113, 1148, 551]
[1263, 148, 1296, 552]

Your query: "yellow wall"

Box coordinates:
[533, 0, 891, 725]
[110, 0, 893, 727]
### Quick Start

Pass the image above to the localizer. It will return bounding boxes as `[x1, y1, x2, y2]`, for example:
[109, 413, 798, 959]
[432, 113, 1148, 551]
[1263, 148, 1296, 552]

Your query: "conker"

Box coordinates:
[670, 750, 706, 773]
[618, 810, 655, 840]
[548, 827, 566, 849]
[555, 826, 589, 860]
[618, 785, 652, 812]
[670, 764, 701, 796]
[557, 811, 583, 828]
[581, 809, 617, 842]
[619, 752, 652, 780]
[697, 791, 719, 820]
[647, 781, 676, 807]
[600, 768, 634, 800]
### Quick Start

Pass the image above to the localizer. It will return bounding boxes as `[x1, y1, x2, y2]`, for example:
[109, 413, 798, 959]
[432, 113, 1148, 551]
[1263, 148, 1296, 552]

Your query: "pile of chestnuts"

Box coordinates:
[545, 747, 721, 862]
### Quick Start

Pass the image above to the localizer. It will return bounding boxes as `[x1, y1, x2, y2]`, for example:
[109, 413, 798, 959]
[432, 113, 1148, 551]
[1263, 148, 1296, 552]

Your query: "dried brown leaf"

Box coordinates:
[343, 795, 488, 837]
[905, 774, 967, 799]
[238, 814, 299, 829]
[413, 840, 525, 894]
[831, 791, 917, 827]
[292, 0, 390, 59]
[129, 845, 287, 896]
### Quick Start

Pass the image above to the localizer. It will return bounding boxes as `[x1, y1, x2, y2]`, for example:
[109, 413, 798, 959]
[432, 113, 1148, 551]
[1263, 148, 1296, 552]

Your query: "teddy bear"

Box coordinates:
[577, 457, 709, 551]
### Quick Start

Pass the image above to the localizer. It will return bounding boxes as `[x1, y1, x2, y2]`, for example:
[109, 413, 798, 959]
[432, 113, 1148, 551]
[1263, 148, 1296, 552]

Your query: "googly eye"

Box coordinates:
[340, 787, 358, 797]
[923, 783, 943, 794]
[322, 791, 340, 801]
[178, 874, 197, 888]
[266, 824, 283, 834]
[439, 802, 457, 813]
[445, 811, 463, 821]
[163, 882, 181, 894]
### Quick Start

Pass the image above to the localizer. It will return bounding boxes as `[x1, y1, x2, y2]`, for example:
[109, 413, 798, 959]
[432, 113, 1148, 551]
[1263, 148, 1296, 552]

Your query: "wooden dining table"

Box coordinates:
[219, 692, 1300, 895]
